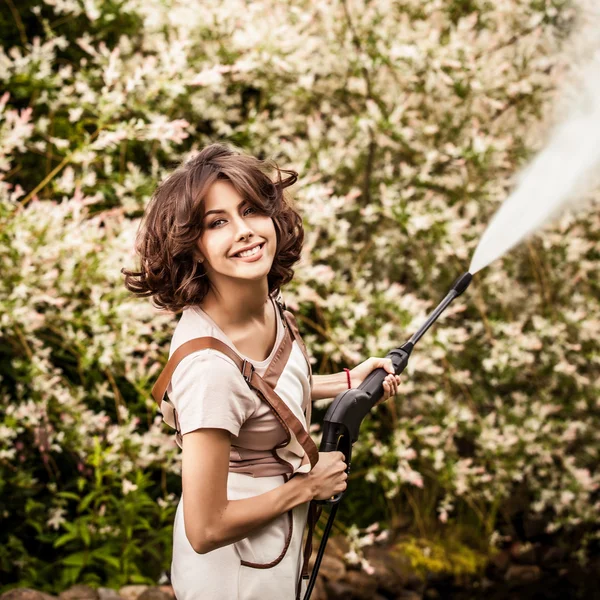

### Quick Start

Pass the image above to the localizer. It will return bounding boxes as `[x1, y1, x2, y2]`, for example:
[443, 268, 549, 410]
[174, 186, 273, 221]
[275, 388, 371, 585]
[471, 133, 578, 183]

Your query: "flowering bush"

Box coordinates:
[1, 0, 599, 592]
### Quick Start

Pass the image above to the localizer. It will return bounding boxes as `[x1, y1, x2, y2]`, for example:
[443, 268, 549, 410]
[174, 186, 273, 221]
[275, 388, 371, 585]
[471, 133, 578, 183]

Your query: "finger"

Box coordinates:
[382, 379, 389, 399]
[374, 357, 394, 374]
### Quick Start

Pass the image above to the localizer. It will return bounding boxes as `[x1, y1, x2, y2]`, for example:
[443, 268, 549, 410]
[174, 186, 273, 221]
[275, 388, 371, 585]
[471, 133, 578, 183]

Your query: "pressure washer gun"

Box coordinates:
[303, 272, 473, 600]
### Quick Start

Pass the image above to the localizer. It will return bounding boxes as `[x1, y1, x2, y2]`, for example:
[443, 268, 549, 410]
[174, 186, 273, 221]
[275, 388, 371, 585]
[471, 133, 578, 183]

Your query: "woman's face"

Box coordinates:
[196, 180, 277, 285]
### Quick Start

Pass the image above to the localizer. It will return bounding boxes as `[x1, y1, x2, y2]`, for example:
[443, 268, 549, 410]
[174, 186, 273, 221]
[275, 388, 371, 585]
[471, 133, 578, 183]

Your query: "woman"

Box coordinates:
[123, 143, 400, 599]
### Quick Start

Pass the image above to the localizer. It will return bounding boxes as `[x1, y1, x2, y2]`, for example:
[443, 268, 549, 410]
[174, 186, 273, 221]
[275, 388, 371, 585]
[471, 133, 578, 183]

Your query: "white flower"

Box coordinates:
[47, 507, 67, 530]
[122, 479, 138, 495]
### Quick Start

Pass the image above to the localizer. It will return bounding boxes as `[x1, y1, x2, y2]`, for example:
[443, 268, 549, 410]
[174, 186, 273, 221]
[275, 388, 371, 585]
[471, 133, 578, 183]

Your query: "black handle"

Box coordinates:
[358, 344, 412, 400]
[319, 424, 352, 504]
[316, 344, 412, 505]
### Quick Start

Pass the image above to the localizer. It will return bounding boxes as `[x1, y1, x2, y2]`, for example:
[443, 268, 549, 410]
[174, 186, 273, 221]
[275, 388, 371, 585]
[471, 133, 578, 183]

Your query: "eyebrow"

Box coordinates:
[203, 200, 247, 220]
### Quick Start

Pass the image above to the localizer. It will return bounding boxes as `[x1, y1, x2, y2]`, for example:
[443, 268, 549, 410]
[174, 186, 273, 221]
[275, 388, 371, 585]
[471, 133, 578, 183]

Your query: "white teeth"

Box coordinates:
[236, 245, 261, 258]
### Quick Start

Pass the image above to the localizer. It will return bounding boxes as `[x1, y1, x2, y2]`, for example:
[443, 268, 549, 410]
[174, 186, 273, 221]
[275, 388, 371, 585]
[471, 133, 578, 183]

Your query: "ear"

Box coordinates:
[192, 242, 204, 263]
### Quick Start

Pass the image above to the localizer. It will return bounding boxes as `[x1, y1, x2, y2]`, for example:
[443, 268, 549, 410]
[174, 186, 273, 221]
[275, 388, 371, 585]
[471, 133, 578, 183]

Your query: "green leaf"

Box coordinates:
[62, 551, 88, 567]
[79, 520, 91, 547]
[78, 491, 98, 513]
[61, 565, 83, 587]
[56, 492, 83, 501]
[130, 573, 153, 584]
[54, 532, 78, 549]
[91, 549, 121, 570]
[135, 517, 152, 530]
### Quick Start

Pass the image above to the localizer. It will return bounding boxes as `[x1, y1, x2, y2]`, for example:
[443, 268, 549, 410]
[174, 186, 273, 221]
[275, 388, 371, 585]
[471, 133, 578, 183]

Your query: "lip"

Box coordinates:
[231, 242, 265, 262]
[230, 242, 263, 257]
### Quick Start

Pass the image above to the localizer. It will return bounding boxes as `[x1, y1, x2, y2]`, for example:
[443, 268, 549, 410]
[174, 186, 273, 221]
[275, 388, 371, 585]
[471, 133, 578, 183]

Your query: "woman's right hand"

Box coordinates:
[307, 451, 348, 501]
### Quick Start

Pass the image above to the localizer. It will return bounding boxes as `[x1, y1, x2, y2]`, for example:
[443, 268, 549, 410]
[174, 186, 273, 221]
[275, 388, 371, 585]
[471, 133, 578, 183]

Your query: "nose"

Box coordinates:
[232, 213, 254, 241]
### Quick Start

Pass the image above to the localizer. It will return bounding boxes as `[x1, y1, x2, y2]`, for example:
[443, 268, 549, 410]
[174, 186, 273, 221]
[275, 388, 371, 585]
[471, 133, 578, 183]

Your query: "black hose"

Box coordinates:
[302, 503, 339, 600]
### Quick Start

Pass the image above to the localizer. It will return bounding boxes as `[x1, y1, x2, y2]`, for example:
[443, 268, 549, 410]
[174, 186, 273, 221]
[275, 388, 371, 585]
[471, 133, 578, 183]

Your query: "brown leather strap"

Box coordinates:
[296, 500, 322, 599]
[151, 326, 319, 469]
[282, 308, 314, 430]
[282, 309, 313, 385]
[151, 336, 243, 406]
[246, 370, 319, 469]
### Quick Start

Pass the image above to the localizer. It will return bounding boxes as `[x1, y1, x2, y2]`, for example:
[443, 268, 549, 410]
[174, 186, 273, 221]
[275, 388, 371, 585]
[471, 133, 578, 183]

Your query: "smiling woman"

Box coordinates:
[121, 143, 349, 600]
[121, 143, 304, 314]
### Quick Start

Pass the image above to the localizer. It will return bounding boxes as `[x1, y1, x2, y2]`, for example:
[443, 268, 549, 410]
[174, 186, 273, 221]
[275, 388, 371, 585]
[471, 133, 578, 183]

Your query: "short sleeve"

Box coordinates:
[169, 349, 258, 437]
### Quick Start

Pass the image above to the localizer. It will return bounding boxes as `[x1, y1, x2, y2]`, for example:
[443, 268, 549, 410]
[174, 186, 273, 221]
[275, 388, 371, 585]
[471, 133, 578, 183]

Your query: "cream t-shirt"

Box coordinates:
[166, 295, 312, 476]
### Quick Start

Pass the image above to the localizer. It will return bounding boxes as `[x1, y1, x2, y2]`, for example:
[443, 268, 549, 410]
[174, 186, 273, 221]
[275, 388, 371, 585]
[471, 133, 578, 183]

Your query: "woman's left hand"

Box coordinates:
[349, 357, 401, 406]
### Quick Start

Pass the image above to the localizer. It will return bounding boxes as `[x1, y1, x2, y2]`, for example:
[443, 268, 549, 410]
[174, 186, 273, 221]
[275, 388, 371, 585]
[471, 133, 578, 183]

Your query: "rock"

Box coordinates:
[398, 592, 422, 600]
[510, 542, 538, 565]
[491, 549, 510, 572]
[97, 590, 121, 600]
[404, 572, 426, 592]
[523, 515, 546, 539]
[363, 546, 413, 595]
[541, 546, 566, 567]
[59, 586, 98, 600]
[0, 589, 57, 600]
[156, 590, 173, 600]
[136, 589, 171, 600]
[344, 570, 378, 599]
[312, 554, 346, 582]
[504, 564, 541, 586]
[324, 579, 356, 600]
[117, 588, 147, 600]
[309, 576, 327, 600]
[326, 535, 351, 559]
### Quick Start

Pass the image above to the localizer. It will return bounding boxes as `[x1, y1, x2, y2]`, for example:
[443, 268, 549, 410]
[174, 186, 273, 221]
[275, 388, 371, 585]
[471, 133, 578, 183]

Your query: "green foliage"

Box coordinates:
[394, 534, 487, 578]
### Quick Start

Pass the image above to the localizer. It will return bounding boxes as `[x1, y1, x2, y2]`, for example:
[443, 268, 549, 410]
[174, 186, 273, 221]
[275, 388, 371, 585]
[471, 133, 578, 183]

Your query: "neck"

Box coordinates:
[199, 279, 271, 329]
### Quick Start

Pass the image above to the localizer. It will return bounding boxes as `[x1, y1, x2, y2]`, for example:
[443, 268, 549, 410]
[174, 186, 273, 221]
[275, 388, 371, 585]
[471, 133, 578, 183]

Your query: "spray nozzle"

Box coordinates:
[451, 272, 473, 296]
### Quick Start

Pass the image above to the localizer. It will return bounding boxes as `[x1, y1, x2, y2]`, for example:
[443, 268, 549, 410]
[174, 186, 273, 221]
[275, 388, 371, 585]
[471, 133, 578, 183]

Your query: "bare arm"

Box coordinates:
[310, 372, 347, 402]
[182, 428, 314, 554]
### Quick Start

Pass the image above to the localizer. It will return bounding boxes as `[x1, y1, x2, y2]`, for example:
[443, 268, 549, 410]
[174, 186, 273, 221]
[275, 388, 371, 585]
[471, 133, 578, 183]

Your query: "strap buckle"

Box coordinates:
[241, 359, 254, 384]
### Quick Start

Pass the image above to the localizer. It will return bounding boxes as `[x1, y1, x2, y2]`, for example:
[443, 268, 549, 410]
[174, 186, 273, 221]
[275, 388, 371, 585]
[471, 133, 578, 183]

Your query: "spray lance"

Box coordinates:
[303, 271, 473, 600]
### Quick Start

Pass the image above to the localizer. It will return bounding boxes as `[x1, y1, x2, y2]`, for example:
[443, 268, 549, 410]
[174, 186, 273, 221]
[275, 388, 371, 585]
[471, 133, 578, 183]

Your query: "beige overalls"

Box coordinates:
[152, 297, 320, 600]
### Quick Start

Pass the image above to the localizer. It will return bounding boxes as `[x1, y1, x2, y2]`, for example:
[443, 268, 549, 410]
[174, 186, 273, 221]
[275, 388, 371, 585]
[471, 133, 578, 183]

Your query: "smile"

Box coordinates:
[232, 243, 265, 261]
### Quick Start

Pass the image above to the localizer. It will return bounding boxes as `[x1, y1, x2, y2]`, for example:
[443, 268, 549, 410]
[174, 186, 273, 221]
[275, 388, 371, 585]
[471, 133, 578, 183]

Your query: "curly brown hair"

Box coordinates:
[121, 143, 304, 313]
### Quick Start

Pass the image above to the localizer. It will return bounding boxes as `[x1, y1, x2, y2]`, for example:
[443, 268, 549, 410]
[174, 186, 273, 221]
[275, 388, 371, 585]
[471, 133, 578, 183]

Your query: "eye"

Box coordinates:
[208, 206, 257, 228]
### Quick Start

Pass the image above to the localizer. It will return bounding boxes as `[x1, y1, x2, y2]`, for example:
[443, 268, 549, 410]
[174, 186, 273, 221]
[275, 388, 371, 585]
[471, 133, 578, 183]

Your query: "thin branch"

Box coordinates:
[341, 0, 376, 206]
[16, 125, 104, 212]
[18, 154, 71, 209]
[4, 0, 27, 46]
[104, 368, 125, 425]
